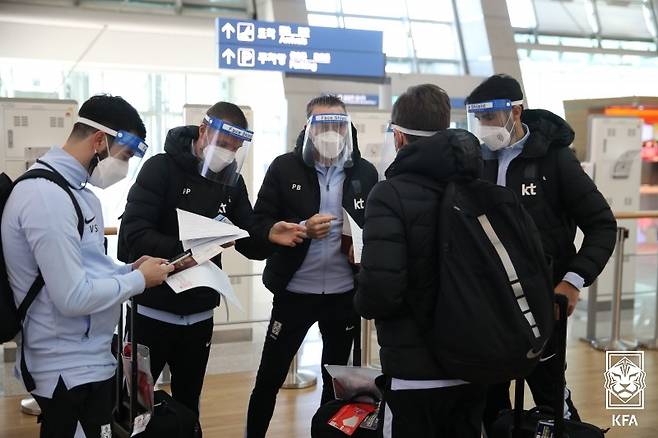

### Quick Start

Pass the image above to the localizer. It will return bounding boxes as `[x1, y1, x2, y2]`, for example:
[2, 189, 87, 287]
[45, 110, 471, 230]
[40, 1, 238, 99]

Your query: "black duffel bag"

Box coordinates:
[311, 393, 379, 438]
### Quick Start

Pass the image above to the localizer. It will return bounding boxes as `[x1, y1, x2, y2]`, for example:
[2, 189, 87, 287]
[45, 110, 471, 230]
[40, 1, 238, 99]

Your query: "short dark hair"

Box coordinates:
[391, 84, 450, 142]
[71, 94, 146, 140]
[306, 95, 346, 118]
[465, 74, 524, 105]
[206, 102, 248, 129]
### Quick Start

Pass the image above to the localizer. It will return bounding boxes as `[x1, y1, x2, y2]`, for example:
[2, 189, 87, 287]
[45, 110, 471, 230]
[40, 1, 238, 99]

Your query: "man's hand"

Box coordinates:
[555, 281, 579, 316]
[131, 255, 151, 271]
[138, 257, 174, 288]
[305, 214, 336, 240]
[269, 221, 307, 247]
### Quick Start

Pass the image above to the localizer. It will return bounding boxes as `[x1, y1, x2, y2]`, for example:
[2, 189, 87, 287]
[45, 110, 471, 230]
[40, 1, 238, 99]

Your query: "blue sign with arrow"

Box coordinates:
[216, 18, 385, 78]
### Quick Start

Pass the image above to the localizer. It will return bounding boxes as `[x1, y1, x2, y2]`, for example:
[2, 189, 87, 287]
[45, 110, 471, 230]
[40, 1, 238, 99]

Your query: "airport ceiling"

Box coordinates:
[0, 0, 251, 16]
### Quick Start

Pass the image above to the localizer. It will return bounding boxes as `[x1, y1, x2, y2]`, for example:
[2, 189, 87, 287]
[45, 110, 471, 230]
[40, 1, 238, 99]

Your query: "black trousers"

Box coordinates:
[126, 311, 214, 416]
[379, 380, 486, 438]
[32, 376, 114, 438]
[482, 354, 581, 436]
[245, 290, 358, 438]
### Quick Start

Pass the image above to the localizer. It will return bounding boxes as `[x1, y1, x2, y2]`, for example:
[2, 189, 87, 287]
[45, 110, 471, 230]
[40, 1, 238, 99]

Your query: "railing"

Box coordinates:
[585, 211, 658, 351]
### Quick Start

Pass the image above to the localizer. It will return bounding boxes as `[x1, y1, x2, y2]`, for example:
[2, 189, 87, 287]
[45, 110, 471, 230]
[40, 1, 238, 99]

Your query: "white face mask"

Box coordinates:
[481, 113, 516, 151]
[89, 156, 129, 188]
[480, 126, 512, 151]
[88, 137, 129, 188]
[203, 145, 235, 173]
[314, 131, 345, 159]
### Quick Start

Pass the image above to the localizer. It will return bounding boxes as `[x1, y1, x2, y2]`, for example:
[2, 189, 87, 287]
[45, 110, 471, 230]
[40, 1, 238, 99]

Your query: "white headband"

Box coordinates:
[390, 123, 437, 137]
[77, 117, 118, 137]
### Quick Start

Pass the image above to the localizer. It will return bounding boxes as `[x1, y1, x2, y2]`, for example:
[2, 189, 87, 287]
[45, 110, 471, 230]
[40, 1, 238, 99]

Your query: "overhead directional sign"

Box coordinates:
[216, 18, 385, 78]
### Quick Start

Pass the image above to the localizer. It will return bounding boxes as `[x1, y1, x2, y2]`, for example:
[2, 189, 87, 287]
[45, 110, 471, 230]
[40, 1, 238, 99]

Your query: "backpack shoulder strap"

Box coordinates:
[11, 163, 86, 319]
[437, 181, 457, 254]
[16, 164, 84, 239]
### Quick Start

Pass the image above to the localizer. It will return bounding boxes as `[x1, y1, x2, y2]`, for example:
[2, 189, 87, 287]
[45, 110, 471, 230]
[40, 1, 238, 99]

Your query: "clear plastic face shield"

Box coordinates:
[76, 117, 148, 189]
[198, 115, 253, 186]
[466, 99, 523, 151]
[302, 113, 354, 168]
[379, 122, 438, 177]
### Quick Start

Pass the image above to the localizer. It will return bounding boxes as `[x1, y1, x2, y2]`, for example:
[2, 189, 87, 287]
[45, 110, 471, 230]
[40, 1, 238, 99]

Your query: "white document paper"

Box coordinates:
[165, 262, 242, 311]
[177, 209, 250, 262]
[342, 209, 363, 264]
[177, 209, 249, 242]
[189, 240, 226, 266]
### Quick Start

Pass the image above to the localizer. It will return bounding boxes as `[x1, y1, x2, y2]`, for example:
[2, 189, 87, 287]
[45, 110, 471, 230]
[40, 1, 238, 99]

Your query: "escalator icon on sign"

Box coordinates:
[237, 22, 255, 42]
[237, 48, 256, 67]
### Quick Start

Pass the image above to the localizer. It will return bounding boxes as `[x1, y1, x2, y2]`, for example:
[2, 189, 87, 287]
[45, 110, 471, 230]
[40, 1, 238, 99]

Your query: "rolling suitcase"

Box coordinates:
[112, 298, 201, 438]
[490, 295, 608, 438]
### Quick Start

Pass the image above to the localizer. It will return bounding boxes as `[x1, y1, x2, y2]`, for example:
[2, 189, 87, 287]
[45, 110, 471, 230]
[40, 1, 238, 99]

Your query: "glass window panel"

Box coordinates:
[560, 36, 596, 48]
[160, 73, 186, 114]
[600, 39, 621, 50]
[560, 51, 591, 64]
[537, 35, 560, 46]
[506, 0, 537, 28]
[343, 16, 411, 58]
[417, 61, 460, 75]
[406, 0, 454, 22]
[342, 0, 406, 18]
[516, 48, 530, 60]
[185, 73, 229, 106]
[592, 53, 622, 65]
[88, 70, 151, 112]
[411, 22, 458, 59]
[385, 60, 413, 74]
[620, 55, 643, 66]
[305, 0, 340, 13]
[620, 40, 656, 52]
[527, 50, 560, 62]
[514, 33, 535, 44]
[307, 13, 340, 28]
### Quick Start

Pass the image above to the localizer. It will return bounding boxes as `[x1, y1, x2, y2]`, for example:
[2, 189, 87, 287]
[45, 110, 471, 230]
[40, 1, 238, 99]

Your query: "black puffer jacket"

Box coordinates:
[355, 129, 483, 380]
[252, 126, 379, 294]
[482, 110, 616, 286]
[118, 125, 269, 315]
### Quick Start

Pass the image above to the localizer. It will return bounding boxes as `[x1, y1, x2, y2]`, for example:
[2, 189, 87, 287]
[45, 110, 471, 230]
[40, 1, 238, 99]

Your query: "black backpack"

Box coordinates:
[428, 179, 554, 384]
[0, 162, 84, 392]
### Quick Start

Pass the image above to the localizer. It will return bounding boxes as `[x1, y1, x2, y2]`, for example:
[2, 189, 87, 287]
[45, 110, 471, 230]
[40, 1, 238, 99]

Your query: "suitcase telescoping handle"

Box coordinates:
[553, 294, 569, 438]
[114, 302, 123, 420]
[512, 294, 569, 438]
[129, 298, 139, 425]
[113, 299, 139, 432]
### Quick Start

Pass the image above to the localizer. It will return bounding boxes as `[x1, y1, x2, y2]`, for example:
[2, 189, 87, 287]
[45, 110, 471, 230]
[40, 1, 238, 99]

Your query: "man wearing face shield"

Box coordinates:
[465, 74, 616, 434]
[1, 95, 173, 437]
[118, 102, 305, 423]
[245, 95, 378, 438]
